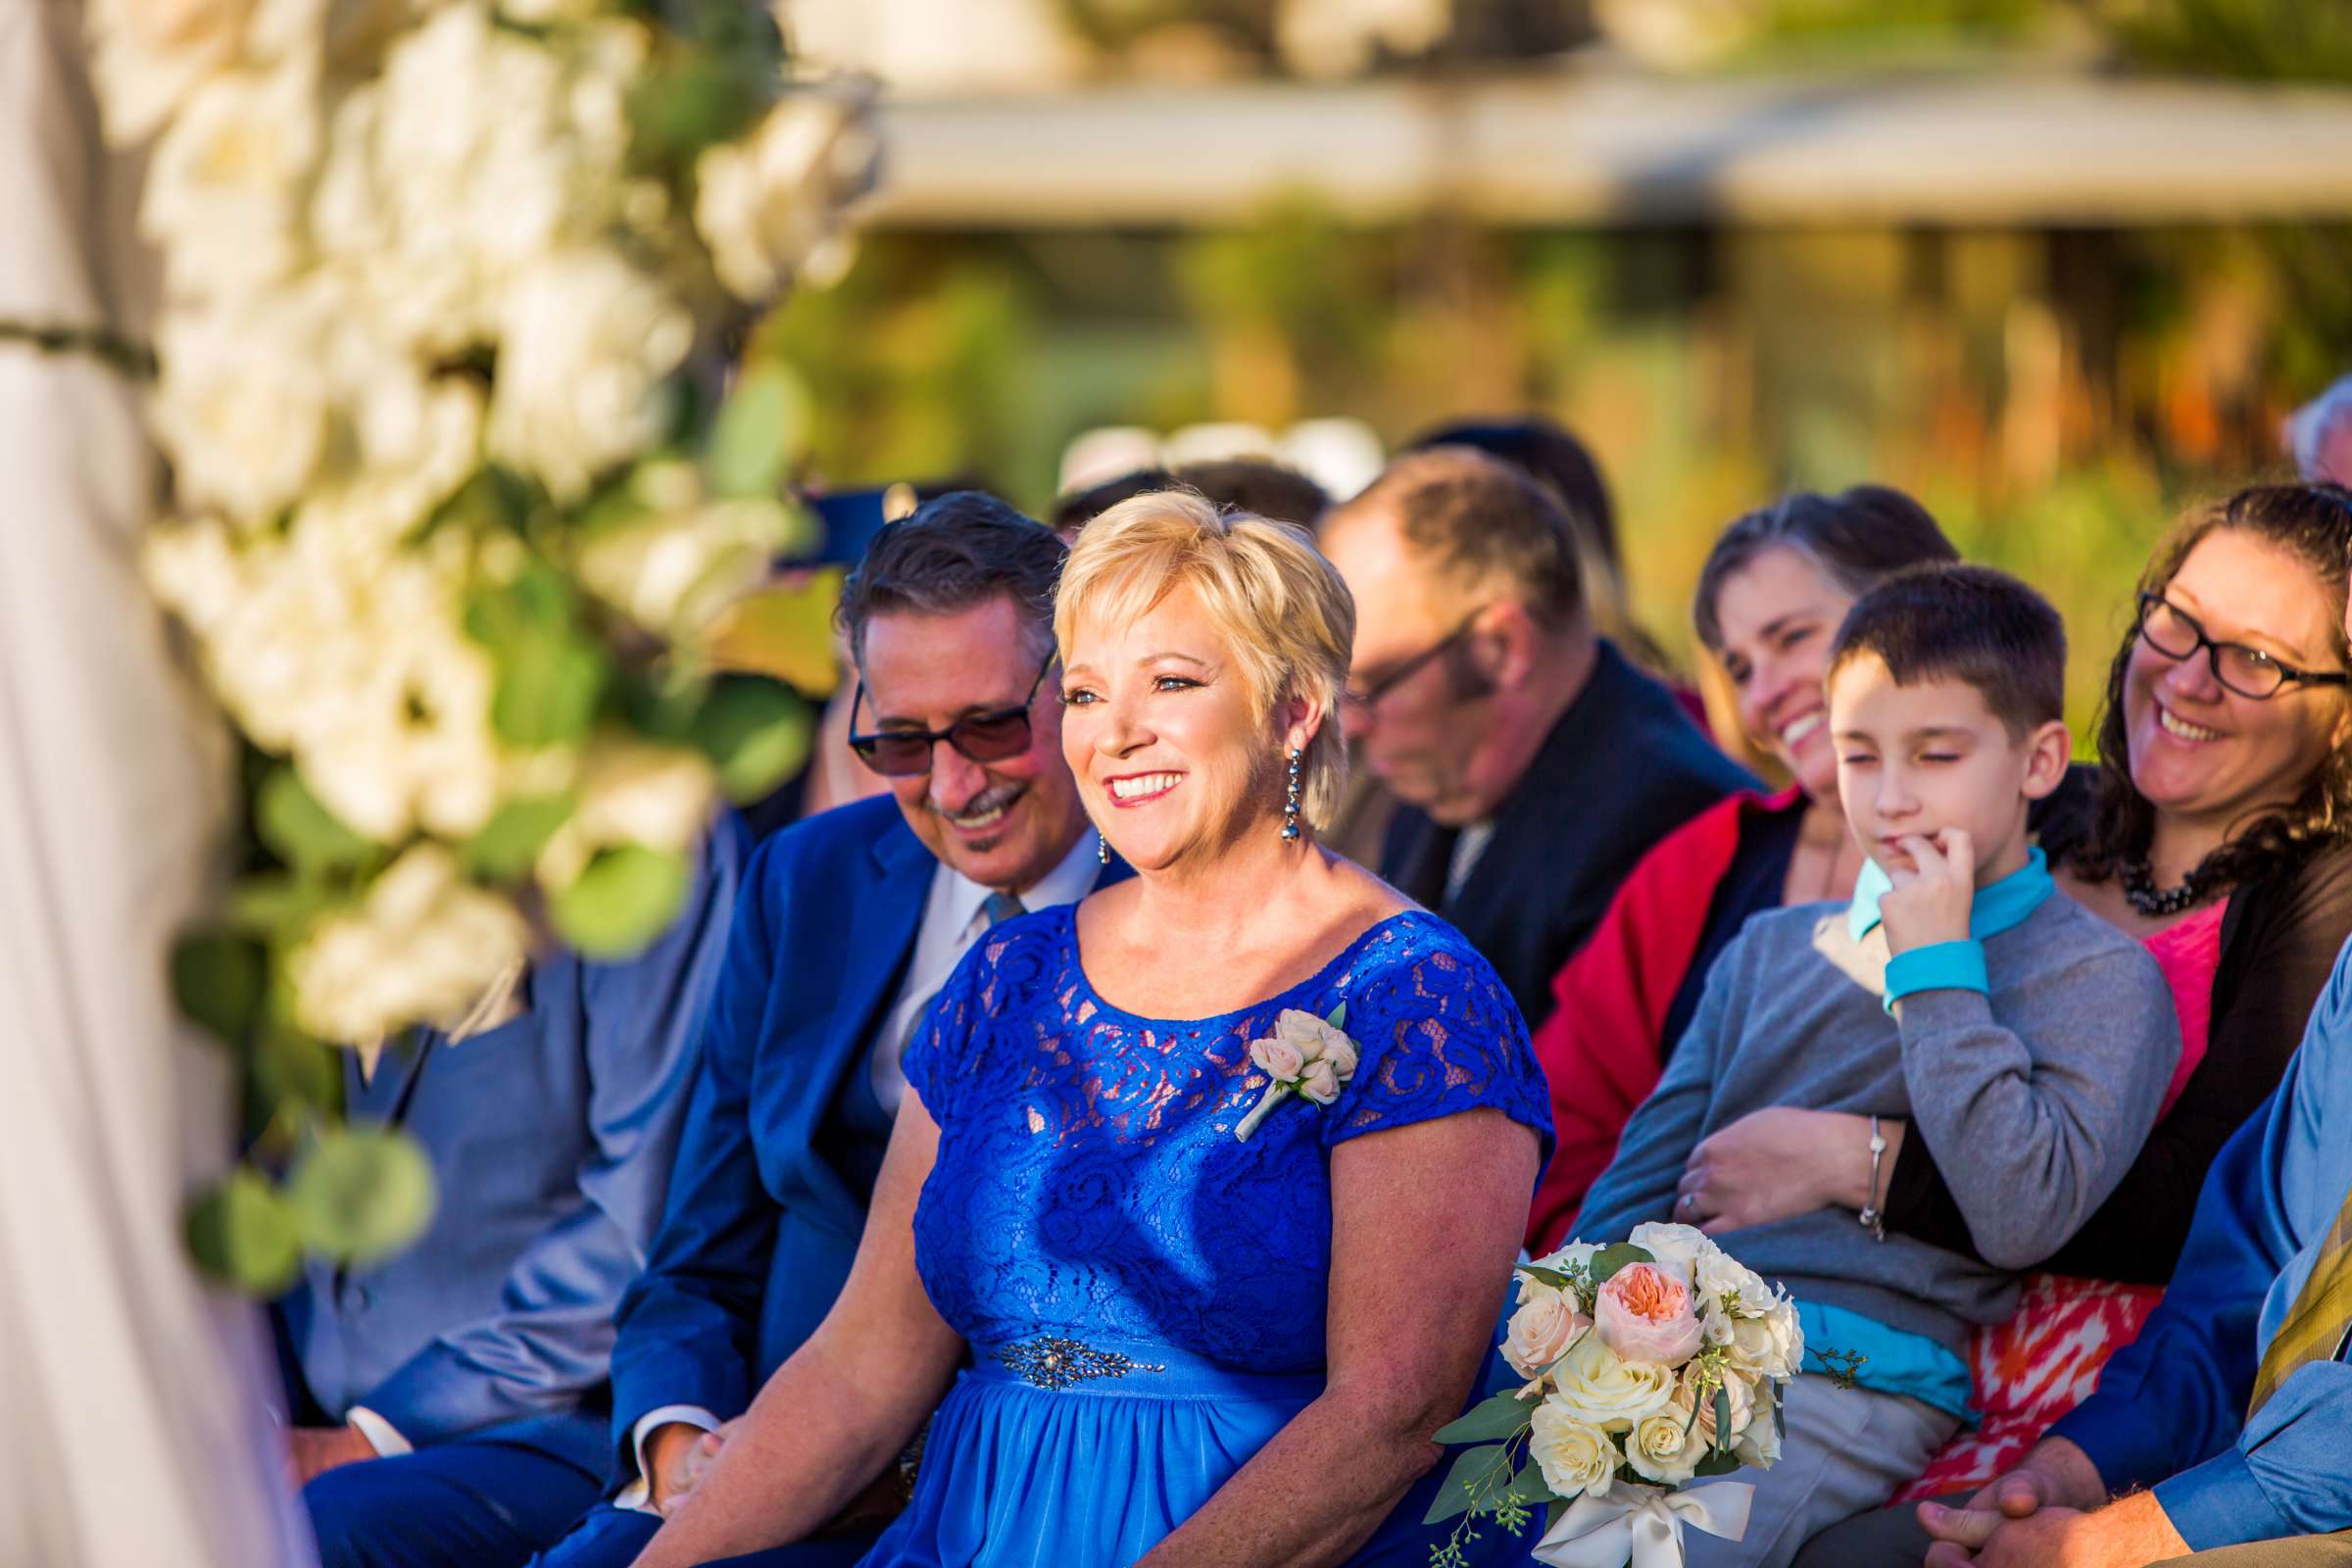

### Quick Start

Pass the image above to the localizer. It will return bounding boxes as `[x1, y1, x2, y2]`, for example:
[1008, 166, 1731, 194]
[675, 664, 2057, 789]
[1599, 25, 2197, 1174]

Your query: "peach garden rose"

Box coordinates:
[1594, 1260, 1706, 1366]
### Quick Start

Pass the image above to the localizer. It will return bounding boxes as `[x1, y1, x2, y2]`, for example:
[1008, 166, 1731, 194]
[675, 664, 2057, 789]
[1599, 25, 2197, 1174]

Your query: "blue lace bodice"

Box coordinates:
[902, 906, 1552, 1376]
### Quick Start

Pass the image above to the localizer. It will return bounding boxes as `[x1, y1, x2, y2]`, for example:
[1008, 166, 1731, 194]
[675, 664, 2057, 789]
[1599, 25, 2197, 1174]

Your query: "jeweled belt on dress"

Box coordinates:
[993, 1335, 1167, 1390]
[974, 1334, 1322, 1402]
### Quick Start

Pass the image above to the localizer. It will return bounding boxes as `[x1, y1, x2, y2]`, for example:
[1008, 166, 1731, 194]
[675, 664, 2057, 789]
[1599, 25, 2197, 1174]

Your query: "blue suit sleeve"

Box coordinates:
[2051, 958, 2352, 1546]
[359, 815, 749, 1446]
[604, 826, 791, 1468]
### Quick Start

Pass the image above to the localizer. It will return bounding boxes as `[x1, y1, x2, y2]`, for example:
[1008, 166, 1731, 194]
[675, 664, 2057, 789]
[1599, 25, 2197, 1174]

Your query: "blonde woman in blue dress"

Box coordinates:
[631, 490, 1552, 1568]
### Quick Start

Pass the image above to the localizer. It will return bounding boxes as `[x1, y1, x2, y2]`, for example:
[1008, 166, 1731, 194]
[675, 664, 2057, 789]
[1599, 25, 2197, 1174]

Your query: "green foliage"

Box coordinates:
[287, 1127, 438, 1265]
[1515, 1263, 1577, 1291]
[1586, 1242, 1654, 1286]
[465, 564, 612, 748]
[2100, 0, 2352, 83]
[186, 1168, 303, 1296]
[257, 768, 377, 874]
[549, 844, 694, 958]
[251, 1024, 344, 1122]
[1422, 1444, 1514, 1526]
[709, 364, 811, 498]
[690, 677, 813, 803]
[172, 929, 267, 1047]
[626, 0, 783, 182]
[462, 794, 579, 883]
[1325, 1000, 1347, 1030]
[1432, 1390, 1538, 1446]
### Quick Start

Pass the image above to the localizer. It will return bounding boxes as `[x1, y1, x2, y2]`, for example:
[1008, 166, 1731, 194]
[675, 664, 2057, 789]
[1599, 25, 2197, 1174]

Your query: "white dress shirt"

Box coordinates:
[620, 826, 1103, 1509]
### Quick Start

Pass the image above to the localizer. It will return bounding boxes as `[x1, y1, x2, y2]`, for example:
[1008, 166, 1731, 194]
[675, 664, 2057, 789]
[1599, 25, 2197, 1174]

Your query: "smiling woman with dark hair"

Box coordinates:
[1526, 485, 1961, 1246]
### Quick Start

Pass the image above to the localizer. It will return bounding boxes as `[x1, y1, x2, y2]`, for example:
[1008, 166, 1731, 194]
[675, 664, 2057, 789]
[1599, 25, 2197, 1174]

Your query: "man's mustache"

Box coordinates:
[928, 781, 1026, 824]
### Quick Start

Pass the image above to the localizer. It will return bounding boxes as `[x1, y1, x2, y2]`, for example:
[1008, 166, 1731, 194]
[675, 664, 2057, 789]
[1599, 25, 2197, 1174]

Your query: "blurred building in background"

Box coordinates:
[767, 0, 2352, 735]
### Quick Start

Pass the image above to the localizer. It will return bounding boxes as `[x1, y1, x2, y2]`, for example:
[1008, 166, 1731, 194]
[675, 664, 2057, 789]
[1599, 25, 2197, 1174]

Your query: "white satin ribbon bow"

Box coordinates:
[1531, 1481, 1754, 1568]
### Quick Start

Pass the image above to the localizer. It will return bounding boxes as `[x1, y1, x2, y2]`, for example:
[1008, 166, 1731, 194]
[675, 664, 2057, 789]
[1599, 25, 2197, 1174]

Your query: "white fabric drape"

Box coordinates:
[0, 1, 315, 1561]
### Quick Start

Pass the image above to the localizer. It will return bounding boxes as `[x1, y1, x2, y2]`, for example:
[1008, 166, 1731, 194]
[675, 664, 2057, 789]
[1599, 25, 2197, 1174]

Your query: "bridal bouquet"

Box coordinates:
[1426, 1222, 1803, 1568]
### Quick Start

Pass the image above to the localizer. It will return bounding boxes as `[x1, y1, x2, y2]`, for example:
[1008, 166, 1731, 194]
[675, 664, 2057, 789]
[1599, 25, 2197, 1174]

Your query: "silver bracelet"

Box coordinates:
[1857, 1113, 1888, 1242]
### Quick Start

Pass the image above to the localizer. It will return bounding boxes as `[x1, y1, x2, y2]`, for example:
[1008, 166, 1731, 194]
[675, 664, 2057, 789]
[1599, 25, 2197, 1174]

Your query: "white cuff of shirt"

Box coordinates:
[346, 1406, 412, 1458]
[613, 1404, 722, 1513]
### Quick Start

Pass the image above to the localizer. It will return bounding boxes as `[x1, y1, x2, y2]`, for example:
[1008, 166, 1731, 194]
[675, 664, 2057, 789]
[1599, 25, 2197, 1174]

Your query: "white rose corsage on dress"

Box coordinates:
[1235, 1004, 1356, 1141]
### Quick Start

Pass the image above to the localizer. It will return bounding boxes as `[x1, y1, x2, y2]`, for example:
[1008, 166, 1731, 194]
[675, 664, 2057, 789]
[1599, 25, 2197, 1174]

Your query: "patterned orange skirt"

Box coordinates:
[1893, 1272, 2163, 1502]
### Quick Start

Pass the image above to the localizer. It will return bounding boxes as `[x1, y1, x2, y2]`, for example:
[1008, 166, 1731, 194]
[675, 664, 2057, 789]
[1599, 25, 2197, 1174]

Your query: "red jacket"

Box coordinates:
[1526, 786, 1804, 1252]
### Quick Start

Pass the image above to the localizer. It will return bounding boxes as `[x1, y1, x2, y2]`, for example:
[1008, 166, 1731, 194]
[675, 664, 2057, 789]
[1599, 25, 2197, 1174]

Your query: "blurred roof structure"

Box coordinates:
[860, 72, 2352, 227]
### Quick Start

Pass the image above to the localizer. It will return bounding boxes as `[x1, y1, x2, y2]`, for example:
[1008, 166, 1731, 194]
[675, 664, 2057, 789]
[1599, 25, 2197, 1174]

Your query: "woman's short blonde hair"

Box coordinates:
[1054, 489, 1354, 829]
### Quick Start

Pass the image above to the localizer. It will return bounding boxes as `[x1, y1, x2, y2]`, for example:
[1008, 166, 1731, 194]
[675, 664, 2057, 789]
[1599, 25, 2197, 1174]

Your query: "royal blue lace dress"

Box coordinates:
[841, 904, 1552, 1568]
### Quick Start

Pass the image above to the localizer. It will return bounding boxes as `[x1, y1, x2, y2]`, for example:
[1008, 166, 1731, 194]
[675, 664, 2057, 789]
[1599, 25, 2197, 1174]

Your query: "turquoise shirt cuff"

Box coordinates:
[1882, 939, 1989, 1015]
[1795, 1300, 1977, 1424]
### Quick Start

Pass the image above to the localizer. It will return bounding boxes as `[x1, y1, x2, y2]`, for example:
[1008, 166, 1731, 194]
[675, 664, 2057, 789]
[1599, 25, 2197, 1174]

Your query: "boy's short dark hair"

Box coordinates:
[836, 490, 1066, 667]
[1828, 563, 2066, 737]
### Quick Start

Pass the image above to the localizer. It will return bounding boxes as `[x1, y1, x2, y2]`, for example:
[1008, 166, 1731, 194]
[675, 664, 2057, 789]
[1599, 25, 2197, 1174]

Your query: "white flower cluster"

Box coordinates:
[91, 0, 872, 1043]
[1505, 1222, 1803, 1498]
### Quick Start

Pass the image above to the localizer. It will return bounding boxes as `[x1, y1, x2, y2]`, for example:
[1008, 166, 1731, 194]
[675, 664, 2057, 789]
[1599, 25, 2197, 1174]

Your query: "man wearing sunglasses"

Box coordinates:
[530, 494, 1114, 1568]
[1320, 445, 1754, 1033]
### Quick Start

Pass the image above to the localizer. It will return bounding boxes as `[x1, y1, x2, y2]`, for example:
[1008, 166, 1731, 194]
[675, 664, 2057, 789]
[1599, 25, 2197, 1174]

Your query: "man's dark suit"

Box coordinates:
[532, 795, 1120, 1568]
[1383, 640, 1755, 1033]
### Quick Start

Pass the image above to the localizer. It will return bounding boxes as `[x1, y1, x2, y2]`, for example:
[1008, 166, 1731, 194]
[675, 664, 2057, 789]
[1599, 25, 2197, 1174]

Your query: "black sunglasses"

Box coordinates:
[2136, 593, 2352, 701]
[1345, 611, 1486, 710]
[848, 651, 1056, 776]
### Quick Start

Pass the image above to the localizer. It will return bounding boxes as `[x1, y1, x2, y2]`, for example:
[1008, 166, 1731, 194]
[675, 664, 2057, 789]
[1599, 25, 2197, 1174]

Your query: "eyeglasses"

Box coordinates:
[1345, 612, 1485, 711]
[848, 651, 1055, 776]
[2135, 593, 2351, 701]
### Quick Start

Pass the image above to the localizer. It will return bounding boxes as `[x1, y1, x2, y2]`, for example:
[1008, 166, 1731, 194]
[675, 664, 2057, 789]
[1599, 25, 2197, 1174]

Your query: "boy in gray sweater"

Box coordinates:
[1574, 564, 2179, 1568]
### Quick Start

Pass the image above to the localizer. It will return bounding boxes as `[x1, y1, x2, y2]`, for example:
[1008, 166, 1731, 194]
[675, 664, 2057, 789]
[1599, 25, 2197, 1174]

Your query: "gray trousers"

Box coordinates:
[1794, 1492, 2352, 1566]
[1682, 1374, 1959, 1568]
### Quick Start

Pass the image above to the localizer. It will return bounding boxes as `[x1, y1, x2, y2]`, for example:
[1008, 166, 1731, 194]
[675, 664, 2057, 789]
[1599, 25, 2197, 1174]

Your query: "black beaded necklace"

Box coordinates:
[2121, 856, 2208, 917]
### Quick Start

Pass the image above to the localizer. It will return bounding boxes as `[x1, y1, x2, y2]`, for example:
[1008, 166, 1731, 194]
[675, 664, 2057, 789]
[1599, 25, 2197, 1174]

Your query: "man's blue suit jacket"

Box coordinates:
[606, 795, 1121, 1469]
[277, 814, 750, 1475]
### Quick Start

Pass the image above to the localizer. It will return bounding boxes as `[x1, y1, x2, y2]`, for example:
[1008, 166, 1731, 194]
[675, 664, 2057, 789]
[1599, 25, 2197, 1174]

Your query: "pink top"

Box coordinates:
[2142, 902, 2227, 1119]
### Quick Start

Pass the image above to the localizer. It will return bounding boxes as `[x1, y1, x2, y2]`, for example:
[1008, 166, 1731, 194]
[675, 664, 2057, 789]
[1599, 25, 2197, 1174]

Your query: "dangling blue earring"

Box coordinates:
[1281, 747, 1302, 843]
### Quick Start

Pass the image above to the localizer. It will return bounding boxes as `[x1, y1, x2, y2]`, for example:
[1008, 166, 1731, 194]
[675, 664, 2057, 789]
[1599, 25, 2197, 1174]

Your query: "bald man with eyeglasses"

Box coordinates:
[528, 494, 1125, 1568]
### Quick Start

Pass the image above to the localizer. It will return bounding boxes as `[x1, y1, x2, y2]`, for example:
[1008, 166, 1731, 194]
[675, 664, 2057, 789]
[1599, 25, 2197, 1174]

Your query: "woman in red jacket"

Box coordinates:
[1524, 486, 1958, 1250]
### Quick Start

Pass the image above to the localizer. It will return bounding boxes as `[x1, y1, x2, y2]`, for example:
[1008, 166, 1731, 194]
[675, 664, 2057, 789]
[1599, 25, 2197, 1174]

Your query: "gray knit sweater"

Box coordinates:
[1574, 891, 2180, 1354]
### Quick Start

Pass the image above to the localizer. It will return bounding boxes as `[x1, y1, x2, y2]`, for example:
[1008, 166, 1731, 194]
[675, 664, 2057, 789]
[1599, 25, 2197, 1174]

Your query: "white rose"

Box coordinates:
[694, 83, 879, 301]
[1624, 1405, 1705, 1488]
[287, 844, 529, 1043]
[1297, 1057, 1342, 1105]
[143, 515, 247, 636]
[360, 6, 637, 356]
[1273, 1008, 1357, 1076]
[1546, 1332, 1677, 1434]
[86, 0, 318, 144]
[150, 291, 332, 520]
[1248, 1037, 1306, 1083]
[1626, 1220, 1711, 1278]
[1735, 1392, 1784, 1468]
[1527, 1399, 1618, 1501]
[1723, 1305, 1804, 1382]
[486, 247, 692, 502]
[535, 736, 717, 892]
[291, 544, 506, 842]
[576, 496, 792, 639]
[1501, 1280, 1591, 1380]
[140, 59, 320, 302]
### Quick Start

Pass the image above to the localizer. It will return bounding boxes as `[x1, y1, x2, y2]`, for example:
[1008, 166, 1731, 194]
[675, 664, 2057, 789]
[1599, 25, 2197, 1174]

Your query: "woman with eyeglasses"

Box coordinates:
[1752, 482, 2352, 1565]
